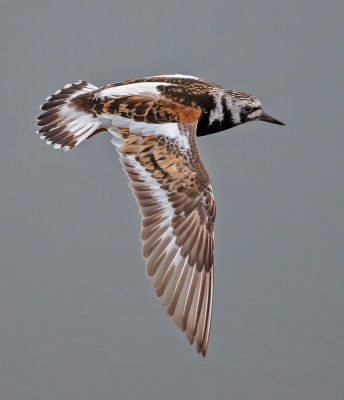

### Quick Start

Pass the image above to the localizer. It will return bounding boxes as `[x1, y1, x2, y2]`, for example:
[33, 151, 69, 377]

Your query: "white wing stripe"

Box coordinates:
[108, 119, 189, 151]
[96, 82, 172, 99]
[156, 74, 200, 80]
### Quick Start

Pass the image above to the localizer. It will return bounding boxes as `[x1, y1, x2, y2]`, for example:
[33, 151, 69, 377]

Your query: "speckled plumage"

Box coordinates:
[36, 74, 284, 356]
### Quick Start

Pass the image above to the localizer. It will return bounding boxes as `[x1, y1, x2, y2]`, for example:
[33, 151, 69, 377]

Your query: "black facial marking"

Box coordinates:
[222, 96, 232, 122]
[240, 112, 247, 123]
[196, 95, 236, 136]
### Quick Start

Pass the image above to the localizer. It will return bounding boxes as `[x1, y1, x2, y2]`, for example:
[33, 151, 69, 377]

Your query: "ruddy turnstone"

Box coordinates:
[36, 74, 284, 356]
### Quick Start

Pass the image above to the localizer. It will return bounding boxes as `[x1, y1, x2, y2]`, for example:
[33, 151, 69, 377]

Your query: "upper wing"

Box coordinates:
[112, 120, 216, 356]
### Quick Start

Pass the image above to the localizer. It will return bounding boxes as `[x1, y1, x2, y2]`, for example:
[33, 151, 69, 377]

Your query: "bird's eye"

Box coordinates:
[244, 106, 252, 112]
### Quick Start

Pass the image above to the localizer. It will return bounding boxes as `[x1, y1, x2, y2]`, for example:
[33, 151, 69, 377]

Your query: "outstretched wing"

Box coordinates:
[111, 119, 215, 356]
[36, 76, 219, 355]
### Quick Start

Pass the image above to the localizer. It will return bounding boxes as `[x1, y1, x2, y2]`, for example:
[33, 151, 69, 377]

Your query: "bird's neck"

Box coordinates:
[196, 93, 237, 137]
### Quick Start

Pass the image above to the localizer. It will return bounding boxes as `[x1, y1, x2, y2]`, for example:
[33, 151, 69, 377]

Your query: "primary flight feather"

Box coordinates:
[36, 74, 284, 356]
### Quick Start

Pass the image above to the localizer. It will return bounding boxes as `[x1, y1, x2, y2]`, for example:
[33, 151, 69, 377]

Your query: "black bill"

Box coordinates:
[259, 111, 285, 126]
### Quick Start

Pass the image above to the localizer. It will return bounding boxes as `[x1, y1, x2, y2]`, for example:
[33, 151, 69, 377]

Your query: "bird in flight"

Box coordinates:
[36, 74, 284, 357]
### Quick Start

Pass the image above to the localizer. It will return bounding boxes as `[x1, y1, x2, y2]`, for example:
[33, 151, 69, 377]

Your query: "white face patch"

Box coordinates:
[95, 82, 172, 99]
[225, 94, 262, 124]
[208, 93, 224, 125]
[247, 109, 263, 120]
[225, 96, 241, 124]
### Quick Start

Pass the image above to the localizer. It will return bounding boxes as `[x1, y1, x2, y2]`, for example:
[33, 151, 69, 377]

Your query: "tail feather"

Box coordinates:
[36, 80, 102, 151]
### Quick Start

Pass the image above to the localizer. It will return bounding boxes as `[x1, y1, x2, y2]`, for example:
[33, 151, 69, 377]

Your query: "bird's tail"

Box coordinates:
[36, 80, 103, 151]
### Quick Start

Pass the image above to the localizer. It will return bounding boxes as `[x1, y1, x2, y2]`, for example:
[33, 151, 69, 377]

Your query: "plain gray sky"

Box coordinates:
[1, 0, 343, 399]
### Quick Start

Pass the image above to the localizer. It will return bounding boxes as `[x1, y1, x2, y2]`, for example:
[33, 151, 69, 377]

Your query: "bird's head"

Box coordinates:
[225, 90, 285, 127]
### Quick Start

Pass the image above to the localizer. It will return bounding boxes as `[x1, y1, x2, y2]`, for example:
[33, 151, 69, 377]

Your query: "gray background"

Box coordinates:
[1, 0, 343, 399]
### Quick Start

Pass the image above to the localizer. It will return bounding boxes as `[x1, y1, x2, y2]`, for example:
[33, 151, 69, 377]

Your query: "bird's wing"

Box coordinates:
[62, 82, 216, 355]
[36, 79, 217, 355]
[110, 111, 216, 356]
